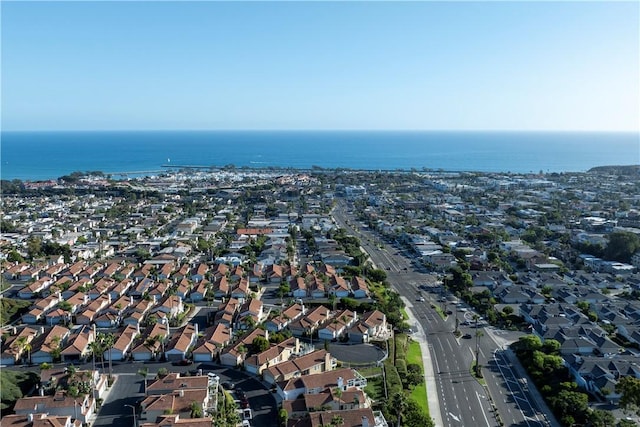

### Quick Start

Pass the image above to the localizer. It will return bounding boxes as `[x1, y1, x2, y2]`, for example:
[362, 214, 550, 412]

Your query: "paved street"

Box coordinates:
[332, 198, 561, 427]
[93, 374, 143, 427]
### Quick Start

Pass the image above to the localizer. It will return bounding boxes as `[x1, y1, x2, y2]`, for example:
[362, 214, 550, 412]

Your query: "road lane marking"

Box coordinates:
[476, 390, 491, 427]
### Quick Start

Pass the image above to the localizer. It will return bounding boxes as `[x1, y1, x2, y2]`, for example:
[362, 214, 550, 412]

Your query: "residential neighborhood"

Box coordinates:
[2, 165, 640, 427]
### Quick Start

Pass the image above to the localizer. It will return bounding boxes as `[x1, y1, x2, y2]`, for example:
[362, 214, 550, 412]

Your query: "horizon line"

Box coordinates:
[2, 128, 639, 133]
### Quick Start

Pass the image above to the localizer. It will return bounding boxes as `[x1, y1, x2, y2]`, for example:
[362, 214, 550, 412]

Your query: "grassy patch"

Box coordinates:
[406, 340, 429, 417]
[406, 340, 422, 366]
[471, 362, 487, 386]
[401, 308, 409, 320]
[356, 366, 383, 378]
[0, 278, 12, 292]
[410, 381, 429, 417]
[363, 376, 385, 402]
[434, 306, 446, 320]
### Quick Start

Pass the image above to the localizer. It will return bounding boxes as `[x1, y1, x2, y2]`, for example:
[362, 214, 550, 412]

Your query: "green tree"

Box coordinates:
[502, 305, 514, 316]
[89, 339, 104, 374]
[542, 339, 561, 355]
[604, 232, 640, 263]
[26, 236, 43, 259]
[14, 336, 32, 365]
[549, 390, 589, 424]
[367, 269, 387, 283]
[251, 336, 270, 353]
[405, 363, 424, 388]
[330, 415, 344, 426]
[586, 409, 616, 427]
[189, 401, 203, 418]
[277, 282, 290, 305]
[515, 334, 543, 353]
[389, 391, 408, 427]
[616, 376, 640, 411]
[138, 367, 149, 394]
[278, 408, 288, 427]
[98, 332, 116, 380]
[7, 250, 24, 263]
[49, 335, 62, 362]
[403, 398, 434, 427]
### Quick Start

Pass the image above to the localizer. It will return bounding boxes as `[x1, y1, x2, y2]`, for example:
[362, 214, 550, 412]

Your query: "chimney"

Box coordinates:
[178, 389, 184, 397]
[361, 416, 369, 427]
[337, 377, 344, 390]
[325, 351, 332, 370]
[28, 414, 34, 423]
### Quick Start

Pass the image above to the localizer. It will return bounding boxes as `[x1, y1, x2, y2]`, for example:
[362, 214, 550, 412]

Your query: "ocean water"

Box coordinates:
[0, 130, 638, 181]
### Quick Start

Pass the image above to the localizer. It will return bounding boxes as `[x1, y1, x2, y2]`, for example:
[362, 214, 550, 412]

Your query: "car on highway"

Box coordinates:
[416, 297, 425, 302]
[462, 333, 472, 339]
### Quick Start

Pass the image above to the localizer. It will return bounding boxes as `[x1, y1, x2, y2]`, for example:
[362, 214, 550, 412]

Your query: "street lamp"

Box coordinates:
[474, 315, 483, 378]
[124, 404, 136, 427]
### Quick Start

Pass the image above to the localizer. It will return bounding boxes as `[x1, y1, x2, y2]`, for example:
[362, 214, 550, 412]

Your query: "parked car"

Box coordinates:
[463, 333, 472, 339]
[174, 359, 192, 366]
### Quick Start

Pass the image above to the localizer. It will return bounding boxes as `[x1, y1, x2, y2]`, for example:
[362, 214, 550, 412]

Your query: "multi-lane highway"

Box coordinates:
[332, 198, 557, 427]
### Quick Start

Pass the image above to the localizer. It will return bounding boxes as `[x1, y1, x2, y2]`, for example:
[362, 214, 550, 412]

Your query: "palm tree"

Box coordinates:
[98, 332, 116, 380]
[50, 335, 62, 362]
[390, 391, 408, 427]
[145, 336, 158, 359]
[138, 367, 149, 395]
[189, 401, 203, 418]
[14, 336, 32, 365]
[153, 334, 166, 361]
[89, 340, 104, 373]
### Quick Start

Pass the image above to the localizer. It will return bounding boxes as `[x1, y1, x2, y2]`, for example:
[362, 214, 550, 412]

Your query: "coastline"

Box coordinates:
[2, 130, 639, 181]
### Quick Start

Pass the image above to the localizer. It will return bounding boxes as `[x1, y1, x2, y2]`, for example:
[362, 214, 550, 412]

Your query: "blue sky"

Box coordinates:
[2, 1, 638, 131]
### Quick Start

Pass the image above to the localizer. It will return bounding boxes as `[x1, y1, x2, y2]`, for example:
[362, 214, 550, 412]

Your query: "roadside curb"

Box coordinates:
[401, 297, 444, 427]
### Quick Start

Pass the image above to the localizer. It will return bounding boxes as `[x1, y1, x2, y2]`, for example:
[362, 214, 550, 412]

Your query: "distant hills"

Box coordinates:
[587, 165, 640, 174]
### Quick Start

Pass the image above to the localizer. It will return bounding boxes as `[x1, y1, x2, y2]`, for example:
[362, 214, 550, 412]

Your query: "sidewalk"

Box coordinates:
[402, 297, 444, 427]
[485, 328, 562, 427]
[87, 374, 119, 426]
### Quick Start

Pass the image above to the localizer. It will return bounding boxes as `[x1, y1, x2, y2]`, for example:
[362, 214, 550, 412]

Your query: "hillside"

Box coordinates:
[587, 165, 640, 175]
[0, 298, 32, 325]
